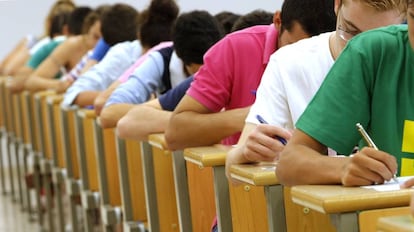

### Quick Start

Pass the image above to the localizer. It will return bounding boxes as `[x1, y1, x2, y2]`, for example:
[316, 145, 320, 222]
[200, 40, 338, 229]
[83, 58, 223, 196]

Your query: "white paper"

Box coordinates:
[361, 176, 414, 191]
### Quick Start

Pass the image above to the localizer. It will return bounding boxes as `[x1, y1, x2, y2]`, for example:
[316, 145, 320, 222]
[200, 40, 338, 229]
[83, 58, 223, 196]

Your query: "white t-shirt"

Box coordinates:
[246, 31, 335, 129]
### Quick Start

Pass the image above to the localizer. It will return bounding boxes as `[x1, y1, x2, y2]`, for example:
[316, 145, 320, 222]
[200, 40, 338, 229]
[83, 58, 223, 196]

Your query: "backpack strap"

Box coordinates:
[157, 46, 174, 93]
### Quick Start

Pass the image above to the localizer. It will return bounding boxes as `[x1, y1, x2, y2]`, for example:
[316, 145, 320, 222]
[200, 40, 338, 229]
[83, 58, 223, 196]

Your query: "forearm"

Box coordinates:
[166, 107, 248, 150]
[24, 76, 60, 92]
[117, 105, 172, 141]
[276, 144, 346, 186]
[100, 103, 134, 129]
[74, 91, 101, 107]
[94, 81, 121, 116]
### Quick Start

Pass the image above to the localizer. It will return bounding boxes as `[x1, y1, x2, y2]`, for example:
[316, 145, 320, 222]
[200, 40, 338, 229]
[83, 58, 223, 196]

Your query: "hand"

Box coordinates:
[341, 147, 397, 186]
[6, 77, 25, 93]
[225, 124, 291, 185]
[56, 79, 73, 93]
[93, 92, 109, 116]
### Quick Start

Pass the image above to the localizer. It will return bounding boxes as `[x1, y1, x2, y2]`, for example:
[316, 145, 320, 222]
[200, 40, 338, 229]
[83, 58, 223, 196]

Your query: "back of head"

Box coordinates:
[68, 6, 93, 35]
[281, 0, 336, 36]
[231, 9, 274, 32]
[139, 0, 180, 48]
[45, 0, 75, 37]
[81, 5, 110, 34]
[172, 10, 224, 65]
[214, 11, 241, 34]
[100, 3, 140, 46]
[49, 11, 72, 38]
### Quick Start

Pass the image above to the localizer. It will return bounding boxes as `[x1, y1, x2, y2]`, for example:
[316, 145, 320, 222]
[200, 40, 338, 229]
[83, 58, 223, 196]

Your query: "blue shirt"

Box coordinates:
[90, 38, 110, 61]
[62, 40, 142, 106]
[159, 76, 193, 111]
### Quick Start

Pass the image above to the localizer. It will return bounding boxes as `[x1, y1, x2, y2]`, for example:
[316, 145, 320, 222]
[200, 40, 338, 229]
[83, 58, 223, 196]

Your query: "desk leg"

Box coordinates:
[330, 212, 358, 232]
[141, 141, 160, 232]
[265, 185, 286, 232]
[212, 166, 233, 232]
[171, 150, 192, 232]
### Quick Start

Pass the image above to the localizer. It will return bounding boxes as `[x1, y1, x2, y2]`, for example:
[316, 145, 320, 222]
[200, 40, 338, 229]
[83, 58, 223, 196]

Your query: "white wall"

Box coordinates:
[0, 0, 282, 59]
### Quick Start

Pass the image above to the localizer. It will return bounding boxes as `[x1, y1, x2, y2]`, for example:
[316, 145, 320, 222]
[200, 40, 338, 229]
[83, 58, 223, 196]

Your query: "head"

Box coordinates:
[231, 9, 274, 32]
[68, 6, 93, 35]
[44, 0, 75, 37]
[333, 0, 406, 54]
[409, 0, 414, 49]
[49, 11, 71, 38]
[275, 0, 337, 47]
[172, 10, 224, 74]
[214, 11, 241, 34]
[81, 9, 105, 49]
[100, 4, 140, 46]
[139, 0, 179, 50]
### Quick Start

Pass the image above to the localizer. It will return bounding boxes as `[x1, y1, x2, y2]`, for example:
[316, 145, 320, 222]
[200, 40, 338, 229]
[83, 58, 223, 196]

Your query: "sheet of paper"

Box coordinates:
[361, 176, 414, 191]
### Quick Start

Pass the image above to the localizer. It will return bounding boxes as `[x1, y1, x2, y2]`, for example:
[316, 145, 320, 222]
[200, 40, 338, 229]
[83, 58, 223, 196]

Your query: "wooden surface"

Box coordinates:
[78, 109, 99, 192]
[148, 136, 180, 232]
[183, 145, 231, 167]
[291, 185, 414, 214]
[51, 96, 65, 169]
[125, 139, 147, 222]
[230, 162, 279, 186]
[102, 128, 121, 206]
[66, 108, 80, 179]
[377, 213, 414, 232]
[359, 206, 410, 232]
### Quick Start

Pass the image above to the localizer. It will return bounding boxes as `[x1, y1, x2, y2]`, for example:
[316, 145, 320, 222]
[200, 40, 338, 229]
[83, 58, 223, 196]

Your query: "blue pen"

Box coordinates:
[256, 115, 287, 145]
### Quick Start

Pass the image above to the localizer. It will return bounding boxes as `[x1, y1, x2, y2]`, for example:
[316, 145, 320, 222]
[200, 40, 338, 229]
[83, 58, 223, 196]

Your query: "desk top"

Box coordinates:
[183, 145, 231, 167]
[77, 109, 96, 119]
[377, 214, 414, 232]
[291, 184, 414, 214]
[148, 133, 168, 150]
[230, 162, 279, 186]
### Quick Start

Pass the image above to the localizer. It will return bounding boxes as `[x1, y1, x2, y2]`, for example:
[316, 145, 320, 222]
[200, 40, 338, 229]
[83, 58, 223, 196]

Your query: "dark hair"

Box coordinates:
[139, 0, 179, 48]
[81, 5, 110, 34]
[214, 11, 241, 34]
[68, 6, 93, 35]
[172, 10, 224, 65]
[49, 11, 71, 37]
[281, 0, 336, 36]
[100, 3, 140, 46]
[231, 9, 274, 32]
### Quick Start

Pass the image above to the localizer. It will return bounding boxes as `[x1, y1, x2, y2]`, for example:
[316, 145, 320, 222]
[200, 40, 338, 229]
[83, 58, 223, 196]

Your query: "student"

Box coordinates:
[272, 0, 413, 187]
[99, 10, 224, 128]
[214, 11, 241, 34]
[6, 6, 92, 93]
[225, 0, 407, 182]
[165, 0, 336, 150]
[23, 7, 103, 93]
[62, 0, 178, 108]
[117, 0, 336, 142]
[0, 0, 75, 76]
[230, 9, 274, 32]
[93, 0, 180, 115]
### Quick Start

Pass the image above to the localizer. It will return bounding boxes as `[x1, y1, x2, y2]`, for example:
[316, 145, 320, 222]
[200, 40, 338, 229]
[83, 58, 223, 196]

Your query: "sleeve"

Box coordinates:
[296, 41, 373, 154]
[186, 37, 234, 112]
[245, 52, 293, 129]
[104, 52, 164, 106]
[62, 43, 139, 106]
[159, 76, 194, 111]
[89, 38, 110, 61]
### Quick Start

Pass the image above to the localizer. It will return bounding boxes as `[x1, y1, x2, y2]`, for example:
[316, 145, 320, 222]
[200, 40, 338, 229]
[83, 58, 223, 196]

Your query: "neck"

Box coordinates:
[329, 32, 341, 60]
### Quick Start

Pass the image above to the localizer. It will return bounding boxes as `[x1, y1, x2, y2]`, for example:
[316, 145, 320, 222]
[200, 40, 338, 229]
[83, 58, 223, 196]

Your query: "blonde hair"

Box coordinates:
[343, 0, 407, 13]
[44, 0, 76, 37]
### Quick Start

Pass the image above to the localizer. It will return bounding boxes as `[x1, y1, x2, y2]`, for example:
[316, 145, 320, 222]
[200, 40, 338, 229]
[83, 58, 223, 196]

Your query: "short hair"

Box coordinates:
[231, 9, 274, 32]
[409, 0, 414, 6]
[214, 11, 241, 34]
[100, 3, 140, 46]
[172, 10, 224, 65]
[281, 0, 336, 36]
[49, 11, 71, 37]
[139, 0, 180, 48]
[68, 6, 93, 35]
[81, 5, 110, 34]
[345, 0, 407, 13]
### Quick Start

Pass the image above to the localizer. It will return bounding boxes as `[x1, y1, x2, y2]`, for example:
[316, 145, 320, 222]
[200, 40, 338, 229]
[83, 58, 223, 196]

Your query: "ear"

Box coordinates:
[273, 11, 282, 30]
[334, 0, 341, 16]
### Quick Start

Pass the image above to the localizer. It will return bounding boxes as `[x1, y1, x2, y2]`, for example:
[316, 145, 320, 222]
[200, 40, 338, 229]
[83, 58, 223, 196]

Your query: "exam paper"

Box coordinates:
[361, 176, 414, 191]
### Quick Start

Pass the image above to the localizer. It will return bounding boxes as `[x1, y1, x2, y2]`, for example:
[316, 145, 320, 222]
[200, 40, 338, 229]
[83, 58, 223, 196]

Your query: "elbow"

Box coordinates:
[116, 117, 130, 139]
[165, 126, 182, 151]
[275, 150, 296, 187]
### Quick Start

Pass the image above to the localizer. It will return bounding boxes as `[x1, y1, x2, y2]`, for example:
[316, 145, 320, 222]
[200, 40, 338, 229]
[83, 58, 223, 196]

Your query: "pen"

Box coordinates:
[356, 123, 399, 183]
[256, 115, 287, 145]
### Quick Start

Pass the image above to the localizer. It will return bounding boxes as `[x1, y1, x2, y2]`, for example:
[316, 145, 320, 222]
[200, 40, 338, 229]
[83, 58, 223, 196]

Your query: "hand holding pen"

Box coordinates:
[355, 123, 399, 184]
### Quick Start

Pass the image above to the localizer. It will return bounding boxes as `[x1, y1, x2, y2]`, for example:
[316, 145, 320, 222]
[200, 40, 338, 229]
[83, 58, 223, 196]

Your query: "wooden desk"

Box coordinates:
[184, 145, 270, 232]
[291, 184, 414, 232]
[377, 213, 414, 232]
[230, 163, 334, 232]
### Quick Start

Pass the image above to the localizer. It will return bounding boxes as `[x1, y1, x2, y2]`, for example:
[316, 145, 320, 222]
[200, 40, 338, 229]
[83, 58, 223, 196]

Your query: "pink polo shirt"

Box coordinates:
[118, 41, 173, 83]
[187, 25, 279, 145]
